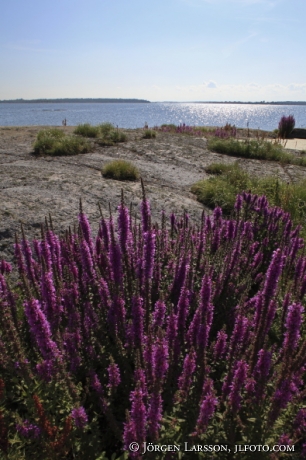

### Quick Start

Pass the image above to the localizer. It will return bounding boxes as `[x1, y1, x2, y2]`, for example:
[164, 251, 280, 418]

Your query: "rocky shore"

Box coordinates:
[1, 125, 306, 265]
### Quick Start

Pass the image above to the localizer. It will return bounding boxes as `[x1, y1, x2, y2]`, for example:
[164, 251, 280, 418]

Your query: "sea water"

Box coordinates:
[0, 102, 305, 132]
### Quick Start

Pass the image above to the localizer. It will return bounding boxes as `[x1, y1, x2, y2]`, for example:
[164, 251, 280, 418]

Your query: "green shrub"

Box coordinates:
[33, 129, 91, 156]
[108, 129, 127, 143]
[143, 129, 156, 139]
[99, 122, 115, 137]
[204, 162, 237, 175]
[207, 137, 289, 162]
[96, 123, 127, 145]
[102, 159, 139, 181]
[74, 123, 100, 138]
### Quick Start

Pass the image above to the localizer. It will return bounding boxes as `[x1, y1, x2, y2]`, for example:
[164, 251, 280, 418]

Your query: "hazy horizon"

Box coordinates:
[1, 0, 305, 102]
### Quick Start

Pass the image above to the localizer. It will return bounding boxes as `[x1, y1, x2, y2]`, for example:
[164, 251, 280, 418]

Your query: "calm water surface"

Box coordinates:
[1, 102, 306, 132]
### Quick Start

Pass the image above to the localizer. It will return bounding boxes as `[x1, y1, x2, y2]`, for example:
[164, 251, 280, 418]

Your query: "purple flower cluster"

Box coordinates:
[71, 406, 88, 430]
[1, 190, 306, 457]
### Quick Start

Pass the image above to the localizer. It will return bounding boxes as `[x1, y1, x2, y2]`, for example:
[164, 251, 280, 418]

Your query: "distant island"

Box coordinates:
[0, 98, 151, 103]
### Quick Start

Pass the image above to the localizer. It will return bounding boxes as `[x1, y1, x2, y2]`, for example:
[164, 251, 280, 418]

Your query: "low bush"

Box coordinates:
[97, 123, 127, 145]
[1, 192, 306, 458]
[74, 123, 100, 138]
[278, 115, 295, 139]
[142, 129, 156, 139]
[207, 137, 288, 162]
[33, 129, 91, 156]
[102, 159, 139, 181]
[204, 162, 237, 175]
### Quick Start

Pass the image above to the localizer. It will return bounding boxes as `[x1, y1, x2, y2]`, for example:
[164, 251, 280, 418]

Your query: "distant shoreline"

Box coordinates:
[1, 99, 306, 105]
[0, 98, 151, 104]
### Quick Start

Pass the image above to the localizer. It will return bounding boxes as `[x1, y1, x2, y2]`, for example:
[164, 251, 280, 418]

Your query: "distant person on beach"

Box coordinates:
[62, 118, 67, 126]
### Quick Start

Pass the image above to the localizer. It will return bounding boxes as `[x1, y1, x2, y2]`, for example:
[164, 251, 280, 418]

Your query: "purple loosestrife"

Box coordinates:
[134, 368, 148, 402]
[143, 333, 154, 387]
[24, 298, 60, 360]
[109, 235, 123, 287]
[171, 256, 190, 305]
[147, 391, 162, 440]
[124, 385, 147, 452]
[46, 230, 62, 278]
[71, 407, 88, 430]
[40, 269, 62, 329]
[16, 420, 41, 439]
[177, 348, 196, 401]
[0, 260, 12, 275]
[40, 237, 52, 272]
[107, 361, 121, 391]
[234, 194, 243, 213]
[195, 379, 218, 435]
[142, 230, 156, 280]
[141, 196, 151, 233]
[131, 296, 144, 349]
[152, 335, 169, 385]
[117, 202, 131, 253]
[262, 248, 285, 301]
[228, 360, 248, 413]
[80, 238, 96, 282]
[213, 330, 228, 361]
[227, 313, 249, 363]
[294, 408, 306, 437]
[187, 308, 201, 348]
[166, 311, 179, 357]
[14, 236, 26, 276]
[253, 349, 272, 402]
[283, 303, 304, 354]
[198, 275, 213, 342]
[36, 359, 54, 382]
[21, 237, 37, 285]
[152, 299, 166, 330]
[177, 287, 190, 336]
[269, 379, 296, 423]
[78, 211, 94, 255]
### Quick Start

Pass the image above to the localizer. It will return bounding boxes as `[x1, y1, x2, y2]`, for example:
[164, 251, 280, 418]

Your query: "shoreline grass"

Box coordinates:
[207, 137, 306, 167]
[33, 128, 91, 156]
[102, 159, 139, 181]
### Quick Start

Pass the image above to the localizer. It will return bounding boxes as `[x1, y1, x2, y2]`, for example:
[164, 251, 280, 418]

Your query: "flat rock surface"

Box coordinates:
[1, 126, 306, 264]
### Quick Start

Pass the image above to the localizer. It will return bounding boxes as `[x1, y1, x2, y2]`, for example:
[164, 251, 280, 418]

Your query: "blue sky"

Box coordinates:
[1, 0, 306, 101]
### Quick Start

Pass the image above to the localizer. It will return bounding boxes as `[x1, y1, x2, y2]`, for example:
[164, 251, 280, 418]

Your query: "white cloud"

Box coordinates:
[206, 81, 217, 88]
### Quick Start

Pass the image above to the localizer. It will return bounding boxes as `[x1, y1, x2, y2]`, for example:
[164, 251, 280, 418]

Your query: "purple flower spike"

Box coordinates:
[107, 361, 121, 390]
[117, 202, 131, 253]
[195, 380, 218, 435]
[213, 330, 228, 360]
[24, 299, 60, 360]
[0, 260, 12, 275]
[16, 420, 41, 439]
[262, 248, 285, 300]
[283, 302, 304, 353]
[71, 406, 88, 430]
[147, 391, 162, 440]
[228, 360, 248, 413]
[141, 198, 151, 233]
[143, 230, 156, 280]
[178, 349, 196, 397]
[152, 299, 166, 329]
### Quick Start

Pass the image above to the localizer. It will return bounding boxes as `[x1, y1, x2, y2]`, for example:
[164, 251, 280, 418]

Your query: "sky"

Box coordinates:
[1, 0, 306, 102]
